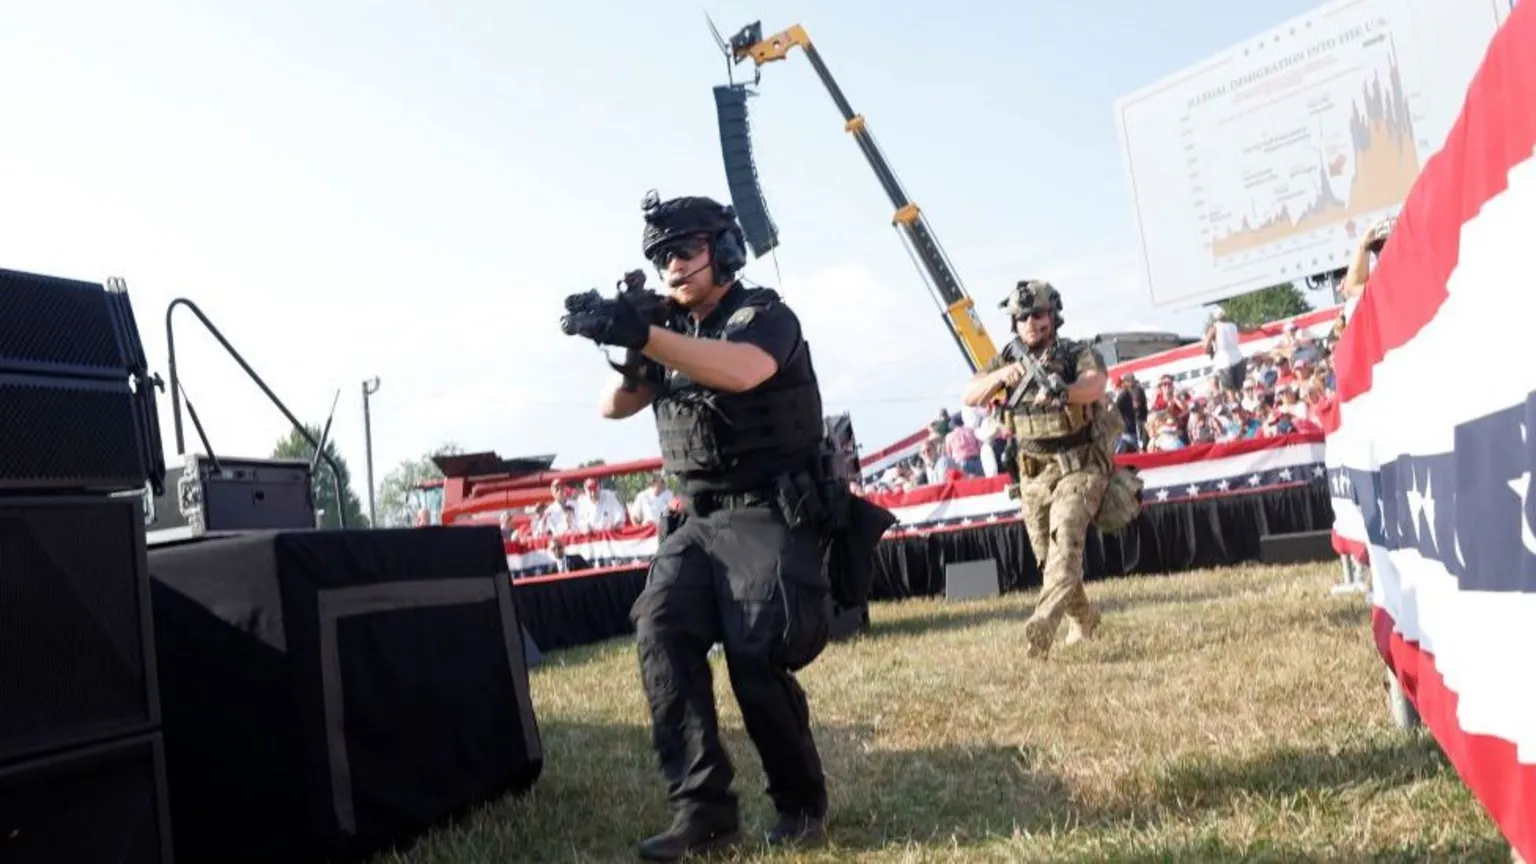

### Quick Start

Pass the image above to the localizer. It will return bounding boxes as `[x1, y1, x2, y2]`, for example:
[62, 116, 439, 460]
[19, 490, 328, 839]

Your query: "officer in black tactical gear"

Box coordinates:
[562, 191, 858, 861]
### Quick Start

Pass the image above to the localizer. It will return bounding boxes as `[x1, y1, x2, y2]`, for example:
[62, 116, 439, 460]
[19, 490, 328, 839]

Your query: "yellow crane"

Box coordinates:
[718, 20, 1002, 374]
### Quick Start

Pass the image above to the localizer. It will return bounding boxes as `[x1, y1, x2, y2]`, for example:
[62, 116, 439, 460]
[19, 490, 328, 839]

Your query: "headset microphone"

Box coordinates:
[667, 259, 714, 287]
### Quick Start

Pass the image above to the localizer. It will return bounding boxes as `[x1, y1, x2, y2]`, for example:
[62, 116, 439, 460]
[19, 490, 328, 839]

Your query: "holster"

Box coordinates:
[821, 496, 897, 609]
[765, 454, 896, 609]
[1001, 434, 1021, 486]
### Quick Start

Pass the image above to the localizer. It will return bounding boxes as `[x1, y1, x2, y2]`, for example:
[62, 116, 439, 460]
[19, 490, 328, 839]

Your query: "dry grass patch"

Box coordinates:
[379, 563, 1510, 863]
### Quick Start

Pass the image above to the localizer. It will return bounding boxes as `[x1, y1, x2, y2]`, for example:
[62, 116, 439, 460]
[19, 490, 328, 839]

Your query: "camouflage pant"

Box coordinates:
[1018, 457, 1109, 652]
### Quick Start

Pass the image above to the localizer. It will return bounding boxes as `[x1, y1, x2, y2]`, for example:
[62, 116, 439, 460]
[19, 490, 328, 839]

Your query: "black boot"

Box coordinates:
[764, 811, 825, 847]
[637, 811, 742, 862]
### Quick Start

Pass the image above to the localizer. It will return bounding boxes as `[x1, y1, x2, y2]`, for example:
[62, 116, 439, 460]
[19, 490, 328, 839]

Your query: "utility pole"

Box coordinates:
[362, 377, 381, 527]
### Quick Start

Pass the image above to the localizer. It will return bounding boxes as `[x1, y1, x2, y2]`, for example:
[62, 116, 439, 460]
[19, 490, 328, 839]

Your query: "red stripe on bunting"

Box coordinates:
[1330, 4, 1536, 414]
[1373, 607, 1536, 861]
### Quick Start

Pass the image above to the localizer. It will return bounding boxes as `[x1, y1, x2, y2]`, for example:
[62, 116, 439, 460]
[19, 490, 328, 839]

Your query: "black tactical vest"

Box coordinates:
[652, 285, 825, 492]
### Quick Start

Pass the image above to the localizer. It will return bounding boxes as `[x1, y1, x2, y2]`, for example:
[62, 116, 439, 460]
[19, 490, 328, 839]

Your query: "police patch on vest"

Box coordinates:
[724, 306, 757, 334]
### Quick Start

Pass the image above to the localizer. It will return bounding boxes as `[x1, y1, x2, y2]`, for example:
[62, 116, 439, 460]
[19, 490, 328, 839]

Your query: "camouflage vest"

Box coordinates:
[1003, 338, 1145, 532]
[1006, 338, 1093, 455]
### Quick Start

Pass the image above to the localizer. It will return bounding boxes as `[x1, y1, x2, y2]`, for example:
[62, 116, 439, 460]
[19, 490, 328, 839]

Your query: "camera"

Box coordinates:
[1365, 216, 1395, 255]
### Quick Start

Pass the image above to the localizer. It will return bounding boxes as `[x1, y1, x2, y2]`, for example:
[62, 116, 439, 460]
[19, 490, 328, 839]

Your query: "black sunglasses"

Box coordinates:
[649, 236, 710, 269]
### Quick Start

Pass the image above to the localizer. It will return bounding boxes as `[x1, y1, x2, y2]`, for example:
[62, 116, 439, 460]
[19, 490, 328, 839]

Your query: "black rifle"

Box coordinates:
[1004, 343, 1067, 410]
[560, 270, 677, 392]
[560, 269, 673, 339]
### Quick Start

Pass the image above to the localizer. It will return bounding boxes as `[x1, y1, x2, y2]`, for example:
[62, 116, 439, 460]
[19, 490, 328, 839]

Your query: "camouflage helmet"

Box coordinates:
[640, 191, 744, 269]
[1001, 279, 1064, 328]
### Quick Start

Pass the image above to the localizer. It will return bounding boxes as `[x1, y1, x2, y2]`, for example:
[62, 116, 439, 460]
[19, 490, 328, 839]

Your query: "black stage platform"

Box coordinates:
[147, 526, 542, 863]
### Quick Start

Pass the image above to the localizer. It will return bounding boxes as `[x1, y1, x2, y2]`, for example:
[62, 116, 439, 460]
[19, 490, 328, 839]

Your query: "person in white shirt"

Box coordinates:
[629, 473, 676, 526]
[574, 478, 627, 533]
[536, 480, 573, 537]
[1204, 307, 1246, 400]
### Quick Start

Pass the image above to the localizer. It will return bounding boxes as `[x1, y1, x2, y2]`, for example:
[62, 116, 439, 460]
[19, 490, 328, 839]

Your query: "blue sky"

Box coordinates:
[0, 0, 1332, 487]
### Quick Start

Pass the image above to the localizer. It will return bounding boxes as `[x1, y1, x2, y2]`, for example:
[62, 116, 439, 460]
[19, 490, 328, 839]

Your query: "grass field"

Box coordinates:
[380, 562, 1511, 863]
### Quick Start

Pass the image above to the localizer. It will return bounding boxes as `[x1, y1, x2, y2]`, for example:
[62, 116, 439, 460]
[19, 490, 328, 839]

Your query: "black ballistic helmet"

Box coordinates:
[641, 190, 748, 277]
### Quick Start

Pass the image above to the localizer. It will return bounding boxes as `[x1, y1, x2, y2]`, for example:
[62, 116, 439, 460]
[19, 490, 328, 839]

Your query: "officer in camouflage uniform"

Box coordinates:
[962, 280, 1110, 659]
[564, 192, 859, 860]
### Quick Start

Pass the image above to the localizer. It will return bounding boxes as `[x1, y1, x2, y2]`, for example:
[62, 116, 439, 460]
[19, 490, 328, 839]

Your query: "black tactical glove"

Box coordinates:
[591, 293, 652, 350]
[563, 293, 652, 350]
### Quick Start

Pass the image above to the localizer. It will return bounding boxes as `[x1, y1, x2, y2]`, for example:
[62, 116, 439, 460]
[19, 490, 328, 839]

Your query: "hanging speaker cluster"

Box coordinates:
[713, 84, 780, 258]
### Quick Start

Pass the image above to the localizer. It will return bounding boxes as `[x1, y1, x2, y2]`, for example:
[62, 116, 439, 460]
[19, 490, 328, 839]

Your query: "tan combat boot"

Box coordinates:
[1023, 618, 1054, 660]
[1064, 606, 1101, 646]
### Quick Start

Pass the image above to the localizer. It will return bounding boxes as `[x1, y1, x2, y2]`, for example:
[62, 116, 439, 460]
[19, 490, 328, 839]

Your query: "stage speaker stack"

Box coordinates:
[0, 269, 173, 863]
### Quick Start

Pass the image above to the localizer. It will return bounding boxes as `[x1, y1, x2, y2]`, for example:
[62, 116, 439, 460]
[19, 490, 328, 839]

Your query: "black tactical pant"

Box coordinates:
[630, 502, 832, 826]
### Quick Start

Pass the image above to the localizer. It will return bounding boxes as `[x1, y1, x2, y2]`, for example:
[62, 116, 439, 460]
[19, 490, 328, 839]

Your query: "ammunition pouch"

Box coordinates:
[773, 470, 835, 533]
[1094, 466, 1145, 535]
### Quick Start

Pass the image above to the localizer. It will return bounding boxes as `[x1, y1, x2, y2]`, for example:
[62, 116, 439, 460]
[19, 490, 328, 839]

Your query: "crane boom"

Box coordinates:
[726, 22, 1000, 373]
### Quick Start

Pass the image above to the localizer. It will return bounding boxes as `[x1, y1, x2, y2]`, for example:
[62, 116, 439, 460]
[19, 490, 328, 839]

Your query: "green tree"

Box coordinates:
[376, 442, 465, 528]
[272, 424, 370, 529]
[1208, 282, 1313, 329]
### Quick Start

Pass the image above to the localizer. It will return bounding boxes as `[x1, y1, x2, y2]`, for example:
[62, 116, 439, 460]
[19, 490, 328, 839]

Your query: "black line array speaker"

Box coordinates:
[0, 269, 166, 495]
[714, 83, 780, 258]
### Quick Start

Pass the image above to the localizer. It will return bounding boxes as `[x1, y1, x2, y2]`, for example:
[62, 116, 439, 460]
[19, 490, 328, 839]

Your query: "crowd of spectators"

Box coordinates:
[1120, 310, 1342, 453]
[497, 472, 677, 543]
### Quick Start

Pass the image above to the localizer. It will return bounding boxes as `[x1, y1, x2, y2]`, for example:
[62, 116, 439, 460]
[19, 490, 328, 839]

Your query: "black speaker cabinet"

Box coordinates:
[147, 526, 542, 863]
[0, 269, 166, 494]
[0, 495, 160, 766]
[0, 732, 173, 864]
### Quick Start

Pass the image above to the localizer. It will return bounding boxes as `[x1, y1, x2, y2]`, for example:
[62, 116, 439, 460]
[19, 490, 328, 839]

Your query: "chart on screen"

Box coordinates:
[1115, 0, 1513, 310]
